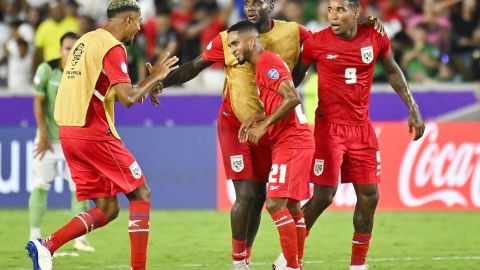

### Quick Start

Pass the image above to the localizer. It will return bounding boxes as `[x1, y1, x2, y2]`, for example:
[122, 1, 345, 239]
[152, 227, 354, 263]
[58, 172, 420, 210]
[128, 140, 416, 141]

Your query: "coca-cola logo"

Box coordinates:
[399, 123, 480, 208]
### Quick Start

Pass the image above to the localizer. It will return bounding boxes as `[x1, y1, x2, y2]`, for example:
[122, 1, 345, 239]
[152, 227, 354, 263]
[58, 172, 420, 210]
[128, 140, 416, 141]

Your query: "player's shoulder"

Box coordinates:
[259, 51, 283, 65]
[46, 58, 60, 70]
[307, 28, 329, 44]
[358, 24, 382, 38]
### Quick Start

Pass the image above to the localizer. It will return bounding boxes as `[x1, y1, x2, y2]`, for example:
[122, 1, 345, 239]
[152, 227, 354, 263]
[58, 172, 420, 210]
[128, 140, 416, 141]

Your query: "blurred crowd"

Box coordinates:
[0, 0, 479, 94]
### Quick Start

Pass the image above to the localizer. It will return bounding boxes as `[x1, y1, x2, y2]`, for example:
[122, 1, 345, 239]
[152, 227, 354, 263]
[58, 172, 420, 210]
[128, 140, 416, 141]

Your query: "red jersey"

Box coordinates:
[302, 25, 391, 124]
[256, 51, 314, 149]
[59, 45, 131, 140]
[202, 21, 312, 122]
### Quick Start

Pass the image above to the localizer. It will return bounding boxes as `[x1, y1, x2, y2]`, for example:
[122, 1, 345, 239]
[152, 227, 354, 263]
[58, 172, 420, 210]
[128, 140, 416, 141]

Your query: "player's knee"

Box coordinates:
[312, 192, 334, 209]
[359, 189, 379, 207]
[107, 204, 120, 221]
[265, 200, 283, 214]
[235, 190, 256, 206]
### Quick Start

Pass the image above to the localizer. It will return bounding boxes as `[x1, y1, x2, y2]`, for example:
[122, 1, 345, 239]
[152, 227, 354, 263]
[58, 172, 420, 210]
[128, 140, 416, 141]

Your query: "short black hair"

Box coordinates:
[227, 20, 258, 34]
[107, 0, 141, 18]
[60, 32, 80, 45]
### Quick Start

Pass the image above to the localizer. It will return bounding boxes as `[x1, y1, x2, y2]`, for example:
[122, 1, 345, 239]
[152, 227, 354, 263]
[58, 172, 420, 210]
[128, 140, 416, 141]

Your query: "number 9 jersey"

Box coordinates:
[301, 24, 391, 124]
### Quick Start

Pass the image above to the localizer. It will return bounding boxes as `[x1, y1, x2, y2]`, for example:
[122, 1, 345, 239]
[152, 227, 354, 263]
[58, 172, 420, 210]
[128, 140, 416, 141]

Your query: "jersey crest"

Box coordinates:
[313, 159, 324, 176]
[268, 68, 280, 80]
[361, 46, 374, 64]
[230, 155, 244, 173]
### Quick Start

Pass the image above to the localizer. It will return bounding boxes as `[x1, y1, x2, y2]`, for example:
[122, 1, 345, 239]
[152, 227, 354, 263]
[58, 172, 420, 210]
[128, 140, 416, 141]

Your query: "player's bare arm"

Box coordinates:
[147, 56, 214, 105]
[379, 53, 425, 141]
[161, 56, 214, 89]
[246, 80, 301, 145]
[238, 111, 266, 143]
[292, 58, 312, 87]
[114, 53, 179, 107]
[33, 95, 53, 160]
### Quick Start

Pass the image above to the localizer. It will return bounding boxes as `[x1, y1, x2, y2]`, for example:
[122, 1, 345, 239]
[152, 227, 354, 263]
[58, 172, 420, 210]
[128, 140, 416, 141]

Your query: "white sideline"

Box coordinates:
[14, 256, 480, 270]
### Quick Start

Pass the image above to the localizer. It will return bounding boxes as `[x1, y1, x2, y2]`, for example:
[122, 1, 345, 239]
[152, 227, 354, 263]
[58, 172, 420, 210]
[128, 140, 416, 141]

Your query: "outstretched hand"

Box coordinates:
[151, 53, 179, 79]
[145, 53, 179, 106]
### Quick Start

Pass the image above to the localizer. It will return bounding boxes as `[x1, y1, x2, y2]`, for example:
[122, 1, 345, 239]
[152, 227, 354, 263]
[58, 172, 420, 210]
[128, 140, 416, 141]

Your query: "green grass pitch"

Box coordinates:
[1, 210, 479, 269]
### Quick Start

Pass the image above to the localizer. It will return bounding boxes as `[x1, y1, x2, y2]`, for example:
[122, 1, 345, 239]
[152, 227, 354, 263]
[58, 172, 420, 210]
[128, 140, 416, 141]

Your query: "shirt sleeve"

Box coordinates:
[301, 35, 315, 66]
[103, 45, 131, 85]
[260, 55, 292, 93]
[201, 34, 225, 63]
[32, 62, 50, 96]
[378, 32, 391, 59]
[298, 24, 313, 44]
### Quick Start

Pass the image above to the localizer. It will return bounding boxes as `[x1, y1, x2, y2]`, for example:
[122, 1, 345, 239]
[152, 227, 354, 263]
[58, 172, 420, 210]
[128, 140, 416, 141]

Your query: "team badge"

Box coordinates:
[121, 62, 128, 74]
[313, 159, 324, 176]
[129, 161, 142, 179]
[230, 155, 244, 173]
[361, 46, 374, 64]
[268, 68, 280, 80]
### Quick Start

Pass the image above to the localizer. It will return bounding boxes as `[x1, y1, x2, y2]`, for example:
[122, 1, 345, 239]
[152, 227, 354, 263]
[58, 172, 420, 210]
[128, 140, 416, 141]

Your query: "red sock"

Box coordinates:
[246, 247, 252, 264]
[351, 233, 372, 265]
[129, 201, 150, 270]
[292, 212, 306, 266]
[271, 208, 298, 268]
[43, 208, 108, 254]
[232, 239, 247, 261]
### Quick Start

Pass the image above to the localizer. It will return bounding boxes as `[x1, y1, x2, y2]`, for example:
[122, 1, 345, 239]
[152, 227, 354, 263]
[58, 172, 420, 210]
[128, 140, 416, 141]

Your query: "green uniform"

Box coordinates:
[32, 59, 63, 143]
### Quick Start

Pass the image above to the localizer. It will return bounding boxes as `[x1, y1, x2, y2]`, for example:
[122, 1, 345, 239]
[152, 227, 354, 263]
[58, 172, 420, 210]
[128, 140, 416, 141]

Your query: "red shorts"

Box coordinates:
[217, 103, 272, 182]
[267, 147, 314, 201]
[311, 117, 380, 186]
[60, 138, 146, 201]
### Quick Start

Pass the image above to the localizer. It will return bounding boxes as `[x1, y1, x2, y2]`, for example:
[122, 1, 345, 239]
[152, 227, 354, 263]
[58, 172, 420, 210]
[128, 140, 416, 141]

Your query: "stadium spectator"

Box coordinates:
[275, 1, 425, 269]
[25, 1, 179, 269]
[401, 23, 440, 82]
[170, 0, 195, 36]
[78, 15, 97, 35]
[28, 32, 94, 252]
[406, 0, 452, 53]
[6, 38, 32, 93]
[450, 0, 480, 81]
[229, 21, 314, 270]
[146, 6, 180, 63]
[305, 0, 329, 31]
[280, 0, 306, 24]
[33, 0, 80, 69]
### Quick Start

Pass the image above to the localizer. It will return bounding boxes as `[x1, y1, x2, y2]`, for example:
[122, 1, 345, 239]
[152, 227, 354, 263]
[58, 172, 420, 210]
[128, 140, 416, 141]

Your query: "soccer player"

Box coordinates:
[276, 0, 426, 269]
[228, 21, 314, 270]
[158, 1, 312, 268]
[28, 31, 94, 253]
[25, 1, 178, 269]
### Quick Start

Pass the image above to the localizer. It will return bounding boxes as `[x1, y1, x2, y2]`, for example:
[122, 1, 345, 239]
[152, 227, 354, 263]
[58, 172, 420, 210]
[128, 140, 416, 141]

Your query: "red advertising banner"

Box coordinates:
[217, 122, 480, 211]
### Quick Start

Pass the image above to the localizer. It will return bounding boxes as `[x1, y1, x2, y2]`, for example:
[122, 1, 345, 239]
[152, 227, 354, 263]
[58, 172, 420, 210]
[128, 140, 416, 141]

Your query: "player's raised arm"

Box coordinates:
[113, 53, 179, 107]
[160, 56, 214, 89]
[379, 53, 425, 141]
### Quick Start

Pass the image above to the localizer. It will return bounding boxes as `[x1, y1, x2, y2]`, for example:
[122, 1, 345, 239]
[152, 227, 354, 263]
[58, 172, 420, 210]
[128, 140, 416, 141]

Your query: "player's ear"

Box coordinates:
[353, 8, 361, 19]
[268, 0, 274, 12]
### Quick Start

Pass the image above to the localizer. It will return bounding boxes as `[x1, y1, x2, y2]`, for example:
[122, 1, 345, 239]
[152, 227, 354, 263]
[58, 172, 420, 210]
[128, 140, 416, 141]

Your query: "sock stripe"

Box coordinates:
[75, 214, 89, 234]
[128, 228, 150, 232]
[129, 214, 149, 218]
[275, 219, 294, 227]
